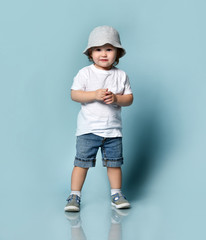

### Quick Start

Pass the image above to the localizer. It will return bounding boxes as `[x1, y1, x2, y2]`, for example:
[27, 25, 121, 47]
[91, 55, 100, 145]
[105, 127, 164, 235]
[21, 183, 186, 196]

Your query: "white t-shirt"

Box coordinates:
[71, 64, 132, 137]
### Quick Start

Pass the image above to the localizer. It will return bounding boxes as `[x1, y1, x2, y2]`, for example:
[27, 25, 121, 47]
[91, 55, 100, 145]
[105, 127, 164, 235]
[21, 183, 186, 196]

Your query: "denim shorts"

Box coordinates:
[74, 133, 123, 168]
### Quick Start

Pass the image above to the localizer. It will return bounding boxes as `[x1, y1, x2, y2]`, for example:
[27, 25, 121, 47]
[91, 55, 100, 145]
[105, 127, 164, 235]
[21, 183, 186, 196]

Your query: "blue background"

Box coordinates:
[0, 0, 206, 239]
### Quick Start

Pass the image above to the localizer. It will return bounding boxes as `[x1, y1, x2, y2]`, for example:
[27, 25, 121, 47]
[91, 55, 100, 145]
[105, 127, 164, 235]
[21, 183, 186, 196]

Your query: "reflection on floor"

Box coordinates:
[65, 207, 130, 240]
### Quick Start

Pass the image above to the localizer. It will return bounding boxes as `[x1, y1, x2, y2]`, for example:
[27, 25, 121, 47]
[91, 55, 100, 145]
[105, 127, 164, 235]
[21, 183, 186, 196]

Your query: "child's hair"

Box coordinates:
[87, 47, 122, 66]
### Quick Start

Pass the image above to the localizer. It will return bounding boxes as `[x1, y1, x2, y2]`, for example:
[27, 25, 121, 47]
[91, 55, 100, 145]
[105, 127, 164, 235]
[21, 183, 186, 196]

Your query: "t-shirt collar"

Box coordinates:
[91, 64, 114, 75]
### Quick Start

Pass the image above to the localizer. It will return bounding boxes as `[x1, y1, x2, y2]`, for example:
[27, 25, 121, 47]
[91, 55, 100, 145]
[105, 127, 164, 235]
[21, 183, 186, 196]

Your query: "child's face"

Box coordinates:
[91, 44, 117, 70]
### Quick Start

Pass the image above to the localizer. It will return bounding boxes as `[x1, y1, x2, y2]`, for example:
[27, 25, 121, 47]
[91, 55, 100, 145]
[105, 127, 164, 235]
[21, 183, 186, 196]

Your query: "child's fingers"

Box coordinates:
[104, 96, 114, 104]
[105, 91, 112, 95]
[104, 100, 113, 104]
[103, 95, 112, 101]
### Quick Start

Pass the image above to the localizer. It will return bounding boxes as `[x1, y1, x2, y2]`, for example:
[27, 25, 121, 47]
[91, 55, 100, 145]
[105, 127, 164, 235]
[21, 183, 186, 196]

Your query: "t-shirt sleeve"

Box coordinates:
[123, 75, 133, 95]
[71, 70, 86, 91]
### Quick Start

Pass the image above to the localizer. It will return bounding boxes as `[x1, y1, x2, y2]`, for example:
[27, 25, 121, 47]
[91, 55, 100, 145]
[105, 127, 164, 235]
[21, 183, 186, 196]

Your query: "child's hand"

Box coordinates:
[103, 90, 117, 105]
[95, 89, 108, 101]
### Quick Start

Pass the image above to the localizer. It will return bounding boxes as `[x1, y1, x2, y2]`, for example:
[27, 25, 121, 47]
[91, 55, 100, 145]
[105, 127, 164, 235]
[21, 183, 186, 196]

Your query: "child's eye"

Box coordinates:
[95, 48, 101, 51]
[107, 48, 113, 51]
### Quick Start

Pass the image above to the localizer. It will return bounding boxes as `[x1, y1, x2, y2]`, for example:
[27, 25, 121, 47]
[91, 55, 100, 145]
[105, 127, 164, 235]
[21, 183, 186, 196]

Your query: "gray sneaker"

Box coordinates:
[64, 194, 81, 212]
[111, 193, 131, 209]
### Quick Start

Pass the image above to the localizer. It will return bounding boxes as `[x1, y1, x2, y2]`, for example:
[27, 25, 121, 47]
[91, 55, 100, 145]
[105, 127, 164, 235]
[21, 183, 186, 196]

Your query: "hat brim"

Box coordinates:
[83, 42, 126, 58]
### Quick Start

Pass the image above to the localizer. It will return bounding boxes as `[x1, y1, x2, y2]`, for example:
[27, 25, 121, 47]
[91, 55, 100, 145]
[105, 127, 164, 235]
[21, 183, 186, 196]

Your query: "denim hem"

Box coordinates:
[102, 158, 123, 167]
[74, 157, 96, 168]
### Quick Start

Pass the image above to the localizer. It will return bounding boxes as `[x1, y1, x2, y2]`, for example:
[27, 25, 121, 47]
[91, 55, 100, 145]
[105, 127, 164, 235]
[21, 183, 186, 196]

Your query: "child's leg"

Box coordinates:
[71, 166, 89, 191]
[103, 138, 130, 208]
[107, 167, 122, 189]
[65, 166, 88, 212]
[107, 167, 130, 208]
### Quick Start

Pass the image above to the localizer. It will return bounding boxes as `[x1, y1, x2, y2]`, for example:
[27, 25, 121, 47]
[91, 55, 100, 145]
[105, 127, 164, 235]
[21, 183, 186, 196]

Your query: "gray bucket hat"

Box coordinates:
[83, 25, 126, 58]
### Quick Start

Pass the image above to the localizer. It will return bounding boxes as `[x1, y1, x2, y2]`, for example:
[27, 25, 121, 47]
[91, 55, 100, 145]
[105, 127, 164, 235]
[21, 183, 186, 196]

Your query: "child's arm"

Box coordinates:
[71, 89, 108, 103]
[103, 91, 133, 106]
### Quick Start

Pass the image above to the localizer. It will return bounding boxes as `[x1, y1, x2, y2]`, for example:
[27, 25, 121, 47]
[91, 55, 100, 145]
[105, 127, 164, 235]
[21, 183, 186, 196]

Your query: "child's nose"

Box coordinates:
[102, 50, 107, 56]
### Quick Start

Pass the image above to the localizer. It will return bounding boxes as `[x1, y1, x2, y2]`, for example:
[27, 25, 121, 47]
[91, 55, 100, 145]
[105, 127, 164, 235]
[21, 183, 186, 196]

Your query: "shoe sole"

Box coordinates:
[111, 202, 131, 209]
[64, 206, 80, 212]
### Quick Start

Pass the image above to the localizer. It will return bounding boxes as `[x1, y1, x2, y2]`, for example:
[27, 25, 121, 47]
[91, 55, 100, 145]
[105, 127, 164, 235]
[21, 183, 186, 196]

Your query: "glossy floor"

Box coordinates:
[2, 189, 204, 240]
